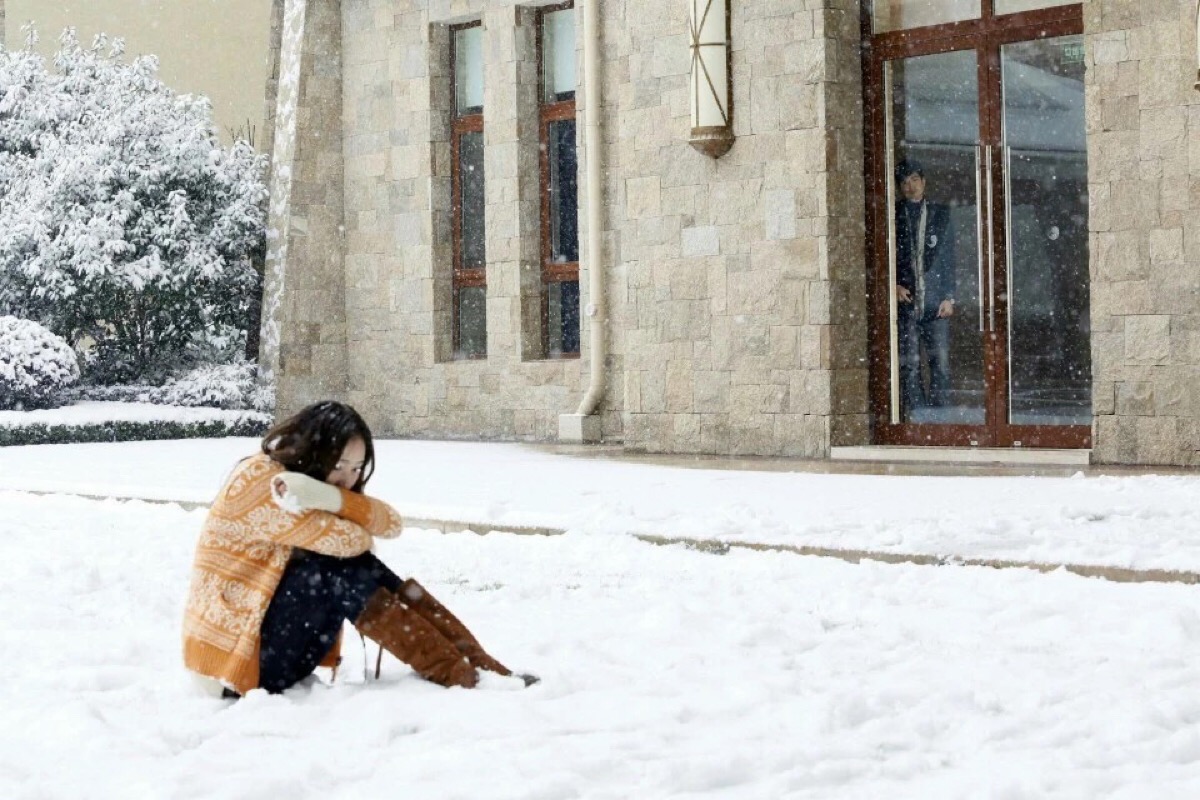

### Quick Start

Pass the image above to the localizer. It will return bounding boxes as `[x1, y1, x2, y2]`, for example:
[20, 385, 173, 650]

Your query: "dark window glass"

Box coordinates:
[547, 280, 580, 356]
[456, 285, 487, 358]
[548, 119, 578, 264]
[459, 130, 485, 270]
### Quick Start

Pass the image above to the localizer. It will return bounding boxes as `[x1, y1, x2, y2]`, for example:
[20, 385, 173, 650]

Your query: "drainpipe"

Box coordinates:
[559, 0, 605, 443]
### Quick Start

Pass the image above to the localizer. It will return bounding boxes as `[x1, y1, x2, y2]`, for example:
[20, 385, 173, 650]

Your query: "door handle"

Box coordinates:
[985, 144, 996, 333]
[1001, 143, 1013, 335]
[975, 144, 985, 333]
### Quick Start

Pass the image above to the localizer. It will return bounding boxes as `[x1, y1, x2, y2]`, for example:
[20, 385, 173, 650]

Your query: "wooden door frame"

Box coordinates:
[861, 2, 1088, 448]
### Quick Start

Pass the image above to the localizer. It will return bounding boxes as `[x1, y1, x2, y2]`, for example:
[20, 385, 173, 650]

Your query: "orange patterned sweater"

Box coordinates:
[182, 453, 404, 694]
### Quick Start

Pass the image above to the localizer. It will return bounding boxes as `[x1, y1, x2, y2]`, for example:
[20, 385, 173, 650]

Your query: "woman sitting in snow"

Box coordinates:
[182, 400, 533, 697]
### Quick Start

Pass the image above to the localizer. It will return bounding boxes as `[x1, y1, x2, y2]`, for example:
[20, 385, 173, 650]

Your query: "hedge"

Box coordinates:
[0, 417, 269, 447]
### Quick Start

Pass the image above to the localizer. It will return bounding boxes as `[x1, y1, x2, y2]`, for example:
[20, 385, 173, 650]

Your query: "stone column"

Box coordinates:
[259, 0, 348, 416]
[1087, 0, 1200, 465]
[261, 0, 286, 183]
[480, 6, 541, 363]
[822, 0, 870, 447]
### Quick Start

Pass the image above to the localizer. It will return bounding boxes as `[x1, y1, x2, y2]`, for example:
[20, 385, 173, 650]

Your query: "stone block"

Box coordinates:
[728, 412, 777, 456]
[1152, 368, 1200, 418]
[665, 360, 695, 413]
[682, 226, 721, 257]
[1092, 414, 1134, 464]
[1115, 381, 1154, 416]
[1092, 30, 1129, 65]
[694, 369, 731, 414]
[1148, 227, 1184, 265]
[1094, 232, 1145, 281]
[626, 176, 662, 220]
[789, 370, 830, 414]
[1136, 415, 1184, 465]
[1091, 280, 1152, 317]
[730, 320, 772, 359]
[1138, 58, 1189, 110]
[727, 270, 779, 316]
[1124, 315, 1171, 365]
[1093, 381, 1116, 415]
[800, 324, 830, 370]
[764, 189, 798, 240]
[1101, 95, 1138, 131]
[731, 383, 788, 415]
[774, 413, 828, 458]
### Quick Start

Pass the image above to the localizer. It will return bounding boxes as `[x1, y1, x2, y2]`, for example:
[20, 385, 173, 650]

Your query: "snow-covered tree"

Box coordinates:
[0, 29, 267, 382]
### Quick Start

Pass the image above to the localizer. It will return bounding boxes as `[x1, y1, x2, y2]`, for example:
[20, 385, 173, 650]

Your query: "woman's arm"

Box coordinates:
[337, 491, 405, 539]
[270, 466, 405, 540]
[214, 457, 375, 556]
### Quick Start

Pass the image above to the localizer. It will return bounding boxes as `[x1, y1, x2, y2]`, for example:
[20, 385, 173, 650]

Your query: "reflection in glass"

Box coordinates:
[455, 26, 483, 115]
[456, 285, 487, 358]
[886, 49, 984, 426]
[546, 281, 580, 356]
[542, 8, 576, 103]
[995, 0, 1077, 14]
[548, 119, 578, 263]
[872, 0, 980, 33]
[459, 131, 485, 270]
[1002, 35, 1090, 426]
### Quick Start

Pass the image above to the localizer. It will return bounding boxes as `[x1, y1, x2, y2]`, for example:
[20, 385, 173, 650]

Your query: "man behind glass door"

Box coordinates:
[894, 159, 956, 420]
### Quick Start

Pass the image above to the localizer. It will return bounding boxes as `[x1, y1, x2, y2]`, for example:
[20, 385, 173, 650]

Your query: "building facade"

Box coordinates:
[264, 0, 1200, 466]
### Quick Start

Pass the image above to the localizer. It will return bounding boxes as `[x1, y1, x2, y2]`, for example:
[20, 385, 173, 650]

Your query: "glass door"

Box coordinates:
[865, 2, 1089, 449]
[881, 49, 987, 430]
[999, 35, 1091, 433]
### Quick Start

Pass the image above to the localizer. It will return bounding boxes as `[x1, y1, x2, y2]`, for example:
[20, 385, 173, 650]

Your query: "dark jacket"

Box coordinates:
[895, 199, 956, 321]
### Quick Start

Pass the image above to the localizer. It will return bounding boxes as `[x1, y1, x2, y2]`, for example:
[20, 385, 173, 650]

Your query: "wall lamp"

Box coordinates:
[688, 0, 734, 158]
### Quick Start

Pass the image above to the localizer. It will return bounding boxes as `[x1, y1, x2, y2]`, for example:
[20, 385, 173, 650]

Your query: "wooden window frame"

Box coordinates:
[537, 1, 580, 359]
[451, 20, 486, 359]
[860, 1, 1089, 448]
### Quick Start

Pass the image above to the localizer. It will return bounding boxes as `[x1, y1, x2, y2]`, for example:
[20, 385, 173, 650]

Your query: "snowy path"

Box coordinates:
[3, 438, 1200, 572]
[4, 490, 1200, 798]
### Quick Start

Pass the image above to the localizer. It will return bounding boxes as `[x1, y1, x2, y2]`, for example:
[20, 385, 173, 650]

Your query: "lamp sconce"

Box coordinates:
[688, 0, 734, 158]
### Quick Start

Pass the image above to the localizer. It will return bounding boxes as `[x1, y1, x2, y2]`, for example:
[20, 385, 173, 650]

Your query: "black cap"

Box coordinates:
[895, 159, 924, 183]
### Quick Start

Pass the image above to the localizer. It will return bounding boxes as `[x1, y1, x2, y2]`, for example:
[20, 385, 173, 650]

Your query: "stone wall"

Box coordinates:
[335, 0, 590, 440]
[617, 1, 867, 455]
[1087, 0, 1200, 465]
[266, 0, 869, 454]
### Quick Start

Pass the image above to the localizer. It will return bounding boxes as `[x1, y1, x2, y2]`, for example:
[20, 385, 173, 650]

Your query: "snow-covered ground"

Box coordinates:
[2, 437, 1200, 571]
[0, 401, 268, 427]
[3, 486, 1200, 798]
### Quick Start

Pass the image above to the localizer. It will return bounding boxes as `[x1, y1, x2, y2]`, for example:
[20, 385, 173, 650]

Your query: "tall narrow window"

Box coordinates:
[538, 4, 579, 357]
[452, 22, 486, 358]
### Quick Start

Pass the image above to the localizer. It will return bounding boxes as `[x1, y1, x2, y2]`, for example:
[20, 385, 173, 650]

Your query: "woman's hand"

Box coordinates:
[271, 471, 343, 514]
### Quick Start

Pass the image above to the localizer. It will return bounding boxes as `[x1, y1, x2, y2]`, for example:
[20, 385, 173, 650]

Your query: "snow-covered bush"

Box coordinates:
[147, 361, 273, 412]
[0, 29, 267, 383]
[0, 315, 80, 409]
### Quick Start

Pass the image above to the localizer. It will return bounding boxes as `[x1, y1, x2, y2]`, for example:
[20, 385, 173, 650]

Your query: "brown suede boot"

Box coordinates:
[398, 579, 513, 676]
[354, 589, 479, 688]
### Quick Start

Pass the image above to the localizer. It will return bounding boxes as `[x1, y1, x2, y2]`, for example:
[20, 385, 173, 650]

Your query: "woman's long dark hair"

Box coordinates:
[261, 401, 376, 492]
